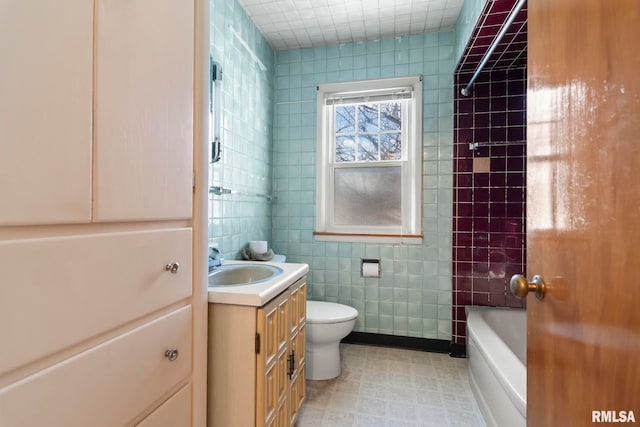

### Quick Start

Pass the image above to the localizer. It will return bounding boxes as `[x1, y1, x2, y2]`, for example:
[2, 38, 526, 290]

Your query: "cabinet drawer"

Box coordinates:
[137, 383, 191, 427]
[0, 228, 192, 377]
[0, 305, 191, 427]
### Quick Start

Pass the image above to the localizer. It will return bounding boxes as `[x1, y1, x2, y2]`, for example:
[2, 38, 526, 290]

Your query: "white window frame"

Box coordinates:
[315, 76, 423, 244]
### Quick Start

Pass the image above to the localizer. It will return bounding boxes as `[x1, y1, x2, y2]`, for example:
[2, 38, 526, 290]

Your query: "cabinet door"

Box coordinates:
[257, 291, 289, 427]
[93, 0, 194, 221]
[0, 0, 92, 225]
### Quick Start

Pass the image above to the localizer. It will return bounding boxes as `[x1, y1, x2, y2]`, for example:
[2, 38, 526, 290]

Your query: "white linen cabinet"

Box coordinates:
[0, 0, 204, 425]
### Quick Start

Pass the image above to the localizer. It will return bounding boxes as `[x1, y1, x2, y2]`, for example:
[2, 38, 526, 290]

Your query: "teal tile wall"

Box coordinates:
[209, 0, 275, 260]
[272, 33, 456, 340]
[455, 0, 488, 63]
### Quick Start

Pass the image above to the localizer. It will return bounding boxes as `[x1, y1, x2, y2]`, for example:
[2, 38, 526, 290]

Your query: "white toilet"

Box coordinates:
[305, 300, 358, 380]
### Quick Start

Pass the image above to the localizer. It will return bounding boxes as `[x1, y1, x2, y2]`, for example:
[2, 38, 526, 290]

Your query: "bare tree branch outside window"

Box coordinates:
[335, 101, 402, 162]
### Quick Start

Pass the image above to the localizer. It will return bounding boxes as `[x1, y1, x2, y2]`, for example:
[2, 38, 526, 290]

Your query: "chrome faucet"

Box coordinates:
[208, 246, 224, 272]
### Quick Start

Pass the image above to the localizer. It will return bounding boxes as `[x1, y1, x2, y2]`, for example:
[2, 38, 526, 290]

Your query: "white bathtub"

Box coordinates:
[466, 306, 526, 427]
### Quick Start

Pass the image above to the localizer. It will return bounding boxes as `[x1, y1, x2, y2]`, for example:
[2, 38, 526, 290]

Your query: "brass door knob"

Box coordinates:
[510, 274, 546, 300]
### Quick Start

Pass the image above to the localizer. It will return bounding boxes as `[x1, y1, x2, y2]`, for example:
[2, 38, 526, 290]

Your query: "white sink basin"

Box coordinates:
[208, 264, 283, 286]
[208, 261, 309, 306]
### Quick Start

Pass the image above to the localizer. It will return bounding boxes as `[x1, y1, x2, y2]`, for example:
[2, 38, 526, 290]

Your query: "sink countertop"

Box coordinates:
[207, 260, 309, 306]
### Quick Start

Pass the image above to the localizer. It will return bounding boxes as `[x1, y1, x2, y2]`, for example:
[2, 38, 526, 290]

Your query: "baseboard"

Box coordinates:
[341, 331, 464, 356]
[449, 343, 467, 358]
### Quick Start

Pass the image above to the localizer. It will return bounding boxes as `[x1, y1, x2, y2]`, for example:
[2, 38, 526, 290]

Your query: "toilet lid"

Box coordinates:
[306, 300, 358, 324]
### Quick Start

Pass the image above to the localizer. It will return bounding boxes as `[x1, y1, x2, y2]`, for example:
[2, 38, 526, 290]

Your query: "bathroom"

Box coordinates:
[207, 0, 639, 425]
[1, 0, 637, 426]
[208, 0, 522, 424]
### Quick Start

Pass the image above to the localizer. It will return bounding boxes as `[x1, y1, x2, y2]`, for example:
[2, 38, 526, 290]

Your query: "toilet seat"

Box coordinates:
[306, 301, 358, 324]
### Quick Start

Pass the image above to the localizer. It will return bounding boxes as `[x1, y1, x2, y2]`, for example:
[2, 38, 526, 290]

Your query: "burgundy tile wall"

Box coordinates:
[458, 0, 528, 74]
[452, 0, 528, 346]
[452, 68, 527, 345]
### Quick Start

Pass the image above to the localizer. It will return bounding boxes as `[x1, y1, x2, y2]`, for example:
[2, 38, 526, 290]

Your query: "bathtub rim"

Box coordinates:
[466, 305, 527, 418]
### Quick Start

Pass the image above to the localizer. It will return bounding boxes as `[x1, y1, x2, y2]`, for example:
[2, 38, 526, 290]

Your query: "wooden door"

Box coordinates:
[93, 0, 194, 221]
[0, 0, 92, 225]
[527, 1, 640, 425]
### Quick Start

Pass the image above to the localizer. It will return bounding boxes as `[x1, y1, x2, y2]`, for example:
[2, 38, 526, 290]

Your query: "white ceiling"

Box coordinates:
[237, 0, 465, 51]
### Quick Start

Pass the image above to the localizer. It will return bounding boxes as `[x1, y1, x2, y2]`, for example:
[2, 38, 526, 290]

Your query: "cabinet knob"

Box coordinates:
[165, 262, 180, 274]
[164, 349, 179, 361]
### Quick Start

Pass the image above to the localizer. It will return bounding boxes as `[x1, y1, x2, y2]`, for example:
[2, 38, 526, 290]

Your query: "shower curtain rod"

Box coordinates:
[460, 0, 526, 97]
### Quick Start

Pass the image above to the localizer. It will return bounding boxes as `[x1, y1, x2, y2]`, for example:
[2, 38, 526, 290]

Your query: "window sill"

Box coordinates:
[313, 231, 423, 245]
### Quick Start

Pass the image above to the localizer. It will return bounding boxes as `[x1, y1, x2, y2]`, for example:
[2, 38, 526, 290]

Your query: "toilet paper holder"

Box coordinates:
[361, 258, 381, 278]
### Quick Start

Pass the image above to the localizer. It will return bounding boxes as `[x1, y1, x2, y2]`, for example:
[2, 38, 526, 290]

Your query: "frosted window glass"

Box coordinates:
[334, 167, 401, 225]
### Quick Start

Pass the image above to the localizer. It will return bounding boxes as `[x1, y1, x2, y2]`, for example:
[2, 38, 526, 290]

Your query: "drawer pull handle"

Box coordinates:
[165, 262, 180, 274]
[287, 350, 295, 379]
[164, 349, 179, 361]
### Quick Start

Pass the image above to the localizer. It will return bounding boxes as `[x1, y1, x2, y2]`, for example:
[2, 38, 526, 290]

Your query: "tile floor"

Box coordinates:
[297, 344, 486, 427]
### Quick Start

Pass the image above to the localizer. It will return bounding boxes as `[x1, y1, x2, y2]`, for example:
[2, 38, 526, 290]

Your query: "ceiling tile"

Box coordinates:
[238, 0, 464, 51]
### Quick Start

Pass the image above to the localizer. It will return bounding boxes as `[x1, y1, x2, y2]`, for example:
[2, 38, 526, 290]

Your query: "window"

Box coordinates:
[315, 76, 423, 243]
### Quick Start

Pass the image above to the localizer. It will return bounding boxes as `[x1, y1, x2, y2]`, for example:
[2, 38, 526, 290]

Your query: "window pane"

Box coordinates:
[335, 105, 355, 133]
[357, 135, 378, 161]
[358, 103, 378, 132]
[334, 166, 401, 226]
[380, 133, 402, 160]
[381, 102, 402, 131]
[335, 136, 355, 162]
[335, 101, 403, 163]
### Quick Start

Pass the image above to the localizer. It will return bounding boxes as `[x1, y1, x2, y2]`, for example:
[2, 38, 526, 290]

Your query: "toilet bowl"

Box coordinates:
[305, 300, 358, 380]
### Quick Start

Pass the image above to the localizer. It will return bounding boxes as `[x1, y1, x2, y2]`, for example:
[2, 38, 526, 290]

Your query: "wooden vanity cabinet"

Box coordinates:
[208, 277, 306, 427]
